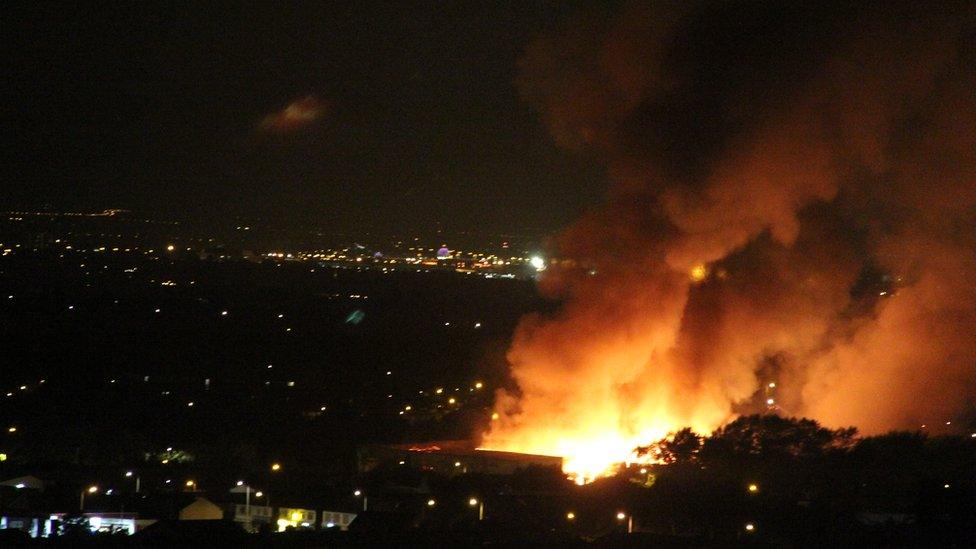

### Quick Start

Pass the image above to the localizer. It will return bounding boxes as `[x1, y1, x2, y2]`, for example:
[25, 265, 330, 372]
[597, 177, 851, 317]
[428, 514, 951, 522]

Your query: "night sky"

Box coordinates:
[2, 2, 607, 235]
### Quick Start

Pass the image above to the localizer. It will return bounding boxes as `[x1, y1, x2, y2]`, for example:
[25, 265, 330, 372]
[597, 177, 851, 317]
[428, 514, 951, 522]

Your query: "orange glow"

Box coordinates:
[481, 323, 728, 482]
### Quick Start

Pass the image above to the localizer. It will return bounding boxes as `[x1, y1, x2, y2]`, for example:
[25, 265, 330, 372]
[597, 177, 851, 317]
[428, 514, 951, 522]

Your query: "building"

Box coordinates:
[320, 510, 357, 530]
[358, 440, 563, 476]
[276, 507, 316, 531]
[179, 497, 223, 520]
[231, 504, 273, 532]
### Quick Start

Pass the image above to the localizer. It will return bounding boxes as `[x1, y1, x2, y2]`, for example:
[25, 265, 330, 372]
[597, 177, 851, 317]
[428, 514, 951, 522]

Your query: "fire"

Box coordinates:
[481, 0, 976, 486]
[484, 403, 718, 483]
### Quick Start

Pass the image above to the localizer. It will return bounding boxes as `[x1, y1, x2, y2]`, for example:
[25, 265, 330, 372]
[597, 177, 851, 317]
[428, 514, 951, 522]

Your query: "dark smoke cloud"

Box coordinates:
[485, 0, 976, 465]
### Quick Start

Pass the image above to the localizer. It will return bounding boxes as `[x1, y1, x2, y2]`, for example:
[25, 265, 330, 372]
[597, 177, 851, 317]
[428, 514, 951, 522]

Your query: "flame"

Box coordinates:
[480, 1, 976, 484]
[484, 401, 718, 483]
[689, 263, 708, 282]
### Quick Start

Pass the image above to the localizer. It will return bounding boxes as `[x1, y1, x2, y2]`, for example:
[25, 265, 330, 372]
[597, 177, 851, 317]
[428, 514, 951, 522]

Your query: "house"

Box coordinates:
[276, 507, 316, 531]
[179, 497, 223, 520]
[230, 503, 273, 532]
[0, 475, 46, 491]
[320, 509, 357, 530]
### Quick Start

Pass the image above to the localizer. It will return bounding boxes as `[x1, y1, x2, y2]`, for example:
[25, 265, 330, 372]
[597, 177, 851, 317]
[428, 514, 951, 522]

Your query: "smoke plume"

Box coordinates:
[483, 1, 976, 477]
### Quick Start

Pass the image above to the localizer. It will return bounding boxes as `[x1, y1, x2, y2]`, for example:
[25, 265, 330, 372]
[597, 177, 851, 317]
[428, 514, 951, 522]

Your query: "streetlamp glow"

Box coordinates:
[80, 486, 98, 511]
[426, 499, 436, 507]
[468, 497, 484, 520]
[748, 483, 759, 493]
[353, 489, 367, 511]
[566, 512, 576, 521]
[616, 512, 626, 521]
[271, 462, 281, 472]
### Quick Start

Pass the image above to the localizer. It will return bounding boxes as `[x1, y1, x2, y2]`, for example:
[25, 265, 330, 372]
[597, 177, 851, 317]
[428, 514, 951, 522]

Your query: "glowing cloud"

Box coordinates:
[259, 95, 327, 132]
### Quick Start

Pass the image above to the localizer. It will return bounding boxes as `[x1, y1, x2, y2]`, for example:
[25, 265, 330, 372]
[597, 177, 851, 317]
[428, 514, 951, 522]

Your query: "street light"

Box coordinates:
[80, 485, 98, 511]
[124, 471, 141, 493]
[748, 483, 759, 493]
[354, 489, 367, 511]
[271, 463, 281, 472]
[745, 522, 756, 532]
[185, 479, 196, 491]
[426, 499, 436, 507]
[468, 497, 484, 521]
[233, 481, 253, 529]
[616, 511, 633, 533]
[566, 511, 576, 521]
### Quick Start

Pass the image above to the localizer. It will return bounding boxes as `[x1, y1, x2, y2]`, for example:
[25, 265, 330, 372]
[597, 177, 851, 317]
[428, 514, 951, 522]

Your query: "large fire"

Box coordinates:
[480, 266, 733, 483]
[480, 2, 976, 482]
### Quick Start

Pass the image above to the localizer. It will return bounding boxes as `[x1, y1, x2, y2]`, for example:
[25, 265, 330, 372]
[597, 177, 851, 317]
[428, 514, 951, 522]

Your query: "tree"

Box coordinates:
[640, 428, 704, 465]
[701, 415, 857, 461]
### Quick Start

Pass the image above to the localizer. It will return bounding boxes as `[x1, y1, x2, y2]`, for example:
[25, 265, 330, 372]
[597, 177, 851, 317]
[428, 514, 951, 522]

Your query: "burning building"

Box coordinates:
[358, 440, 562, 476]
[481, 1, 976, 483]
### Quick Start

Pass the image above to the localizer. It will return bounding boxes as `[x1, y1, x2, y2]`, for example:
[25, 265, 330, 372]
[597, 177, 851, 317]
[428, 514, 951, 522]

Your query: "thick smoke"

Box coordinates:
[484, 1, 976, 464]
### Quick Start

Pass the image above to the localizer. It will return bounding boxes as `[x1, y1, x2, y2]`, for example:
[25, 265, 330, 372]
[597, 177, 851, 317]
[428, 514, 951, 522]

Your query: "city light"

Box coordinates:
[271, 463, 281, 472]
[185, 480, 195, 488]
[566, 512, 576, 521]
[469, 498, 478, 506]
[529, 256, 546, 271]
[166, 244, 175, 252]
[745, 523, 756, 532]
[427, 499, 436, 507]
[748, 483, 759, 493]
[353, 490, 362, 496]
[616, 511, 626, 521]
[236, 480, 244, 486]
[125, 471, 133, 478]
[255, 491, 264, 498]
[88, 486, 98, 494]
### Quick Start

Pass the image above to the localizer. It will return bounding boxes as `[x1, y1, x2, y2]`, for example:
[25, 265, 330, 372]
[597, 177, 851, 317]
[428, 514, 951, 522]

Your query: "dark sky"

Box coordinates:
[1, 2, 607, 235]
